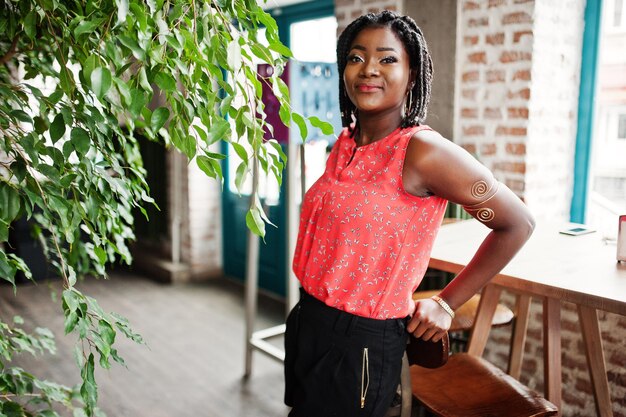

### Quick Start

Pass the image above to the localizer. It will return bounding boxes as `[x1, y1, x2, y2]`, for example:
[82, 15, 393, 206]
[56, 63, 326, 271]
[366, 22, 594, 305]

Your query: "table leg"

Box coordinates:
[543, 297, 562, 414]
[578, 305, 613, 417]
[508, 293, 531, 379]
[467, 284, 501, 357]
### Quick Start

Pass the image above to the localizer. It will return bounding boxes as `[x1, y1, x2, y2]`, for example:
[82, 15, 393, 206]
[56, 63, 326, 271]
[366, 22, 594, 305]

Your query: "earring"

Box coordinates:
[403, 89, 413, 117]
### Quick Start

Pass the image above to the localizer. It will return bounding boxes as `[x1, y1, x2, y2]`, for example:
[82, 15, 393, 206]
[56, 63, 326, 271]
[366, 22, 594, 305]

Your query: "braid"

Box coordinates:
[337, 11, 433, 132]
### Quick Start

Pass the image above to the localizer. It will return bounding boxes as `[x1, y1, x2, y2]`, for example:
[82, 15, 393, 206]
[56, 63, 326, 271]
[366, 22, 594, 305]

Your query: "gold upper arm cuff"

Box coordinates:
[462, 179, 500, 222]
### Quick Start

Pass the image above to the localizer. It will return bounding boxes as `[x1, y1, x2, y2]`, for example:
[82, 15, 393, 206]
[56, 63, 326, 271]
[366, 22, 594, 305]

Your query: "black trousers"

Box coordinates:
[284, 289, 409, 417]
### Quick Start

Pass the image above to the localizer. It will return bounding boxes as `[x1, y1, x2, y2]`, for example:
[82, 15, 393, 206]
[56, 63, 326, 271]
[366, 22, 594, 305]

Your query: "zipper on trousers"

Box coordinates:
[360, 347, 369, 409]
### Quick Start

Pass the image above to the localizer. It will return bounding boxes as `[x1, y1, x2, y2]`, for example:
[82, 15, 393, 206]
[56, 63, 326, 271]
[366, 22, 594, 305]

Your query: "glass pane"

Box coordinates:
[614, 0, 624, 28]
[290, 16, 338, 63]
[587, 1, 626, 237]
[618, 113, 626, 138]
[289, 16, 340, 202]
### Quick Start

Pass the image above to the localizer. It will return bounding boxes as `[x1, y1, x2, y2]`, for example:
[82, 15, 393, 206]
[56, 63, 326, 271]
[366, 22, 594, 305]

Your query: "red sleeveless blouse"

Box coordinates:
[292, 125, 448, 319]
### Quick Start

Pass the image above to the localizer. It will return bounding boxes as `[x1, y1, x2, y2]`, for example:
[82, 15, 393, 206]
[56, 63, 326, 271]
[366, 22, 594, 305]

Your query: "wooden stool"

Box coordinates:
[410, 353, 558, 417]
[413, 290, 514, 351]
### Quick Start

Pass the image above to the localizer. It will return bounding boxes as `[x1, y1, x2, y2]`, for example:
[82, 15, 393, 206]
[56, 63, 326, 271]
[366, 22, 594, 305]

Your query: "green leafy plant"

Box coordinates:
[0, 0, 332, 415]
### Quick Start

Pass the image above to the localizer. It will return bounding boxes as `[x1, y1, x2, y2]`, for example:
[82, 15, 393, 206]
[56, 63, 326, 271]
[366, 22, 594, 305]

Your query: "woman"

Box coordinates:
[284, 10, 534, 417]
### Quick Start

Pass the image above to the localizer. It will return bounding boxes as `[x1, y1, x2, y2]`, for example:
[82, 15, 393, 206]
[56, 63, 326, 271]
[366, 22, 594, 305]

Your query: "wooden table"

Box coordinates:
[428, 220, 626, 417]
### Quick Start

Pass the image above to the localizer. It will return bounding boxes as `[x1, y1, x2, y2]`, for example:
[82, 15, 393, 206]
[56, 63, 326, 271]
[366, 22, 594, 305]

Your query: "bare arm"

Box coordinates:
[405, 129, 535, 341]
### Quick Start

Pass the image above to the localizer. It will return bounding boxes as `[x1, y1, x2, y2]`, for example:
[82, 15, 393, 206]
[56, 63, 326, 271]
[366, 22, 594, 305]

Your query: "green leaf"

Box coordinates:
[278, 102, 291, 127]
[255, 194, 275, 227]
[150, 107, 169, 132]
[0, 251, 17, 287]
[99, 320, 115, 345]
[59, 67, 74, 94]
[231, 142, 248, 162]
[70, 127, 90, 157]
[129, 89, 148, 117]
[308, 116, 335, 136]
[118, 35, 145, 61]
[34, 116, 47, 133]
[181, 135, 196, 159]
[292, 112, 308, 141]
[2, 401, 24, 417]
[67, 266, 77, 288]
[207, 119, 231, 145]
[154, 72, 176, 92]
[138, 67, 152, 92]
[64, 311, 79, 334]
[93, 246, 107, 264]
[48, 89, 64, 105]
[114, 77, 131, 105]
[0, 221, 9, 243]
[80, 354, 98, 410]
[254, 10, 279, 41]
[63, 289, 80, 313]
[49, 114, 65, 142]
[196, 156, 216, 178]
[246, 206, 265, 238]
[91, 67, 112, 99]
[75, 18, 104, 37]
[24, 10, 38, 39]
[0, 184, 21, 222]
[219, 95, 234, 117]
[204, 152, 226, 160]
[268, 41, 292, 58]
[234, 161, 247, 193]
[10, 109, 32, 124]
[273, 76, 290, 102]
[268, 139, 288, 163]
[193, 125, 207, 142]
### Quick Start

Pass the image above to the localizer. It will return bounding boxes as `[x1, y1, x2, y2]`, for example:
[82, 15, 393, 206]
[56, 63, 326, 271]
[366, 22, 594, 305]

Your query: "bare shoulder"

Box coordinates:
[410, 128, 448, 149]
[406, 128, 471, 169]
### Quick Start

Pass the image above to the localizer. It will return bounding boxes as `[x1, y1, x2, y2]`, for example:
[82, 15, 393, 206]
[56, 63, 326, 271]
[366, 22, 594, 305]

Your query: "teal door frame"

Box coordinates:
[571, 0, 603, 223]
[221, 0, 334, 297]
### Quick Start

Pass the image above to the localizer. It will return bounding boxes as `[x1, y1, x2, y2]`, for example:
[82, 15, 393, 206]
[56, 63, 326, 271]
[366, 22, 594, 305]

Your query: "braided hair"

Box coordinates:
[337, 10, 433, 133]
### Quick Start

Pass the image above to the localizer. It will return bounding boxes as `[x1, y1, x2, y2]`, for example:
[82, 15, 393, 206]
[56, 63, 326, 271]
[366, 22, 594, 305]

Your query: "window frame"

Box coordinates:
[571, 0, 604, 223]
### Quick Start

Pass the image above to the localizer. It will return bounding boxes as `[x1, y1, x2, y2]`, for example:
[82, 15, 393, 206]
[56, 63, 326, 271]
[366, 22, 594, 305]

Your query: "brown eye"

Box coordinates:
[347, 54, 364, 63]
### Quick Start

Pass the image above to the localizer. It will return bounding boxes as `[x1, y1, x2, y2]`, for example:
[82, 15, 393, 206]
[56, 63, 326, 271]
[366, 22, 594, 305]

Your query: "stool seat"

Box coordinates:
[410, 353, 558, 417]
[413, 290, 514, 332]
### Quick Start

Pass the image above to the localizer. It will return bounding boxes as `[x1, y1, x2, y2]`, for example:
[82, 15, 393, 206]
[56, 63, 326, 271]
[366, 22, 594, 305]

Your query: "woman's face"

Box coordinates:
[343, 26, 413, 118]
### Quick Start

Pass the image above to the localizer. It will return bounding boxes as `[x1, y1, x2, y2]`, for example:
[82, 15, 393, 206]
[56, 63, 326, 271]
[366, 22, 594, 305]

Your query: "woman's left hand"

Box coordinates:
[407, 298, 452, 342]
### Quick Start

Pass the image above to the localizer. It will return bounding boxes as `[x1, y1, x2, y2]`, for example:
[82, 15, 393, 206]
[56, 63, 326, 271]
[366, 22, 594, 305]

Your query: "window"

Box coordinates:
[608, 0, 626, 31]
[576, 0, 626, 237]
[618, 113, 626, 138]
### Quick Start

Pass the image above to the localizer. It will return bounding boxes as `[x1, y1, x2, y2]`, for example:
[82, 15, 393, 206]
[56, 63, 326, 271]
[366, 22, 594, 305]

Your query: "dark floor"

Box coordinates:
[0, 270, 290, 417]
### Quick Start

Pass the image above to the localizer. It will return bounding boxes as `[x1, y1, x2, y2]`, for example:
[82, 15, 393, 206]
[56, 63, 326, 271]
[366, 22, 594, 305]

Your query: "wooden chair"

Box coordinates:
[405, 291, 556, 417]
[409, 353, 558, 417]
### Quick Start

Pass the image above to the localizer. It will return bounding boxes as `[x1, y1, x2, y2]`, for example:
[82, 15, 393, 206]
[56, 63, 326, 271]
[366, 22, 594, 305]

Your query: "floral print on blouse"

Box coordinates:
[293, 125, 448, 319]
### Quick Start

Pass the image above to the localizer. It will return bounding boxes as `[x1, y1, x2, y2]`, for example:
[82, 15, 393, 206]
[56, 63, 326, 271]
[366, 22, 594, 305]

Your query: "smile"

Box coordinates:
[356, 84, 382, 92]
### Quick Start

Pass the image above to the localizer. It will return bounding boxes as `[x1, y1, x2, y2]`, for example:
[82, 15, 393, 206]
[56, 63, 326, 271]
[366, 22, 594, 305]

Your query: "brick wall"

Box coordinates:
[524, 0, 585, 222]
[166, 147, 223, 281]
[454, 0, 535, 199]
[186, 147, 223, 279]
[334, 0, 404, 35]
